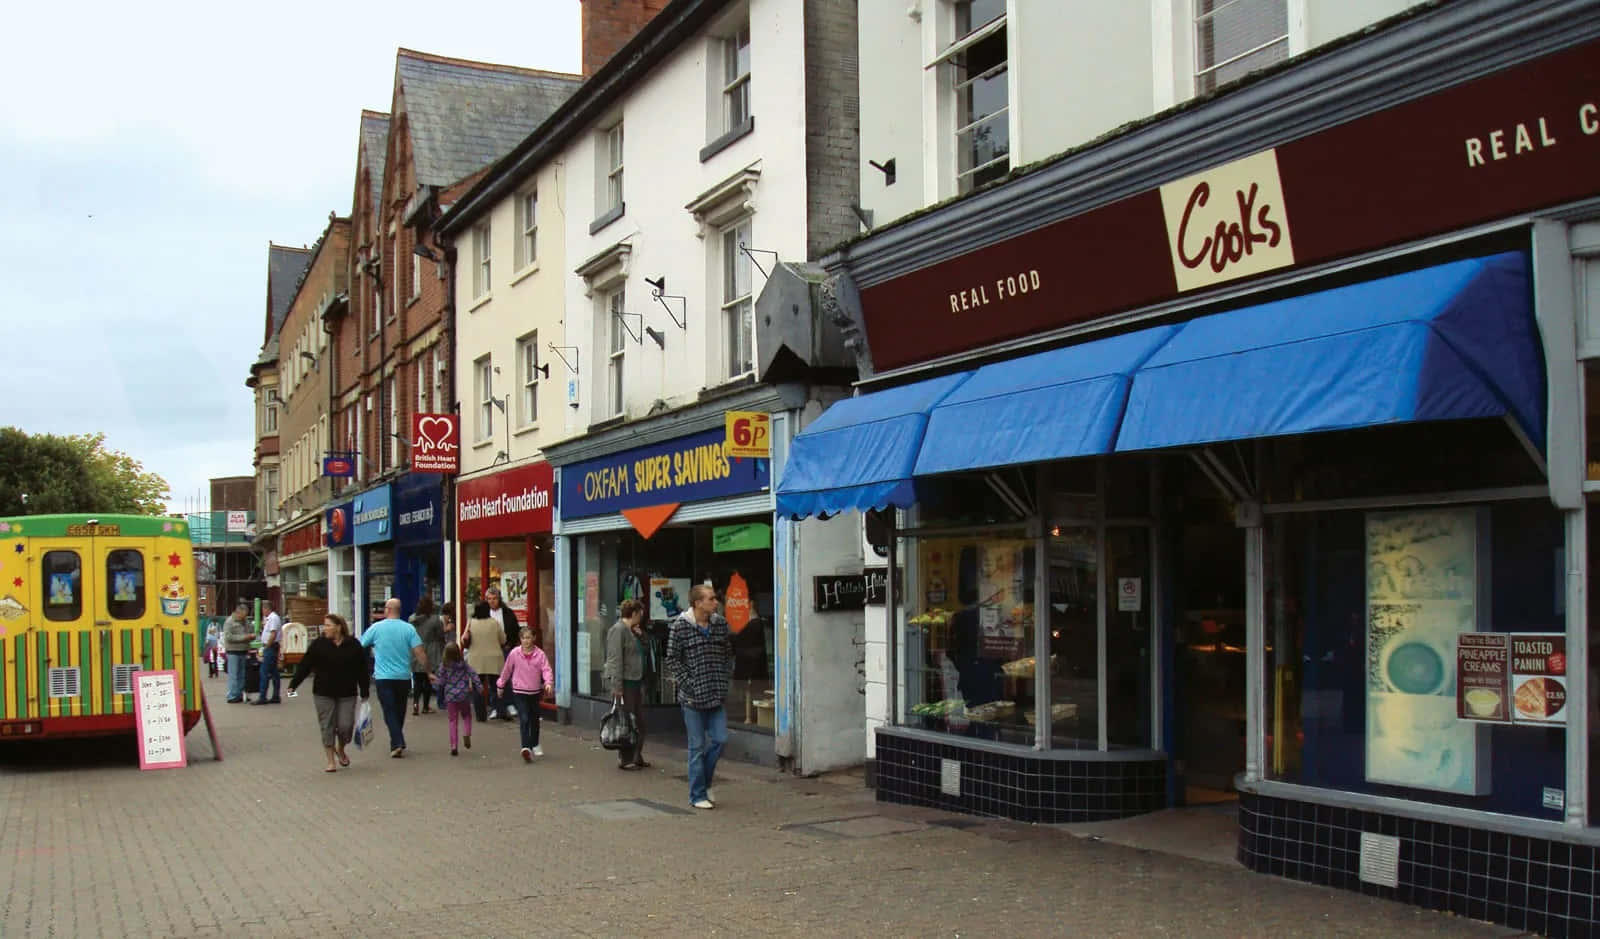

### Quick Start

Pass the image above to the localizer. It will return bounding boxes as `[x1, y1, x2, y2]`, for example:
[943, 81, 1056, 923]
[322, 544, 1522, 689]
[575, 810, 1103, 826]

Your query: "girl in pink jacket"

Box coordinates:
[498, 627, 553, 762]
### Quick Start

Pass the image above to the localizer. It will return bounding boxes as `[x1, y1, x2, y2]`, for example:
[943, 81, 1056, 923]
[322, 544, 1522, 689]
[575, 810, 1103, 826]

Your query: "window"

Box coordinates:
[475, 355, 494, 442]
[605, 123, 625, 213]
[357, 399, 368, 480]
[607, 288, 626, 417]
[264, 467, 279, 514]
[107, 549, 145, 620]
[723, 23, 752, 132]
[517, 331, 540, 427]
[1194, 0, 1288, 95]
[721, 220, 754, 378]
[387, 375, 399, 468]
[388, 234, 398, 319]
[374, 289, 383, 333]
[263, 401, 278, 434]
[516, 189, 538, 270]
[944, 0, 1009, 193]
[411, 238, 423, 299]
[42, 550, 81, 622]
[431, 348, 444, 413]
[472, 222, 492, 299]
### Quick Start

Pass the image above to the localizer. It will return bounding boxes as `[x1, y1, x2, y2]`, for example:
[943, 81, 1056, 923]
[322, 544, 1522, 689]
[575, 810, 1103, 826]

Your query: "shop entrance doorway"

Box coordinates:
[1170, 471, 1248, 804]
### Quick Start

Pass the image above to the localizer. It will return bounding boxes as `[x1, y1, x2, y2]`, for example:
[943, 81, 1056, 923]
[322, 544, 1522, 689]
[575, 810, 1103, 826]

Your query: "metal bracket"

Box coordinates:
[613, 311, 643, 345]
[739, 241, 780, 280]
[547, 344, 580, 375]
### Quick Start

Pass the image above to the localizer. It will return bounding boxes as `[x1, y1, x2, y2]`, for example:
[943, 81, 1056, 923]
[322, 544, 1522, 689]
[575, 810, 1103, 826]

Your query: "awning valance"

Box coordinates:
[776, 252, 1541, 520]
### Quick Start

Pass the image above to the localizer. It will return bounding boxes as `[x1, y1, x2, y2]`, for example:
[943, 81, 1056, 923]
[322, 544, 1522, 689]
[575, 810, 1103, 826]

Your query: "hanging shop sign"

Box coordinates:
[814, 574, 868, 612]
[393, 473, 443, 547]
[724, 410, 771, 458]
[456, 462, 554, 541]
[410, 413, 461, 474]
[1364, 507, 1490, 796]
[561, 426, 770, 520]
[352, 484, 392, 546]
[323, 452, 356, 478]
[324, 501, 353, 548]
[859, 39, 1600, 371]
[713, 522, 770, 553]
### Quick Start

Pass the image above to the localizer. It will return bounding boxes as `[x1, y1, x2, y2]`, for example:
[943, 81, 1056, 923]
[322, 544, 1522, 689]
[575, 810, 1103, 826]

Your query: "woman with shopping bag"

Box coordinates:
[603, 598, 649, 769]
[287, 613, 371, 772]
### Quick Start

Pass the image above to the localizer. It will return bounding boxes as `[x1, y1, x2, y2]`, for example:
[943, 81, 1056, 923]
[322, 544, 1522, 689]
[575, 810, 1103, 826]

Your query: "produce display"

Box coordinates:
[1023, 702, 1080, 725]
[964, 700, 1016, 723]
[908, 608, 953, 628]
[999, 654, 1056, 679]
[911, 698, 964, 717]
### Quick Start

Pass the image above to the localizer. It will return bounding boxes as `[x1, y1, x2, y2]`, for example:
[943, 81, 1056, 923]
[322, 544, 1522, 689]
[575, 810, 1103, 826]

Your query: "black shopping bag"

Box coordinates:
[599, 700, 638, 751]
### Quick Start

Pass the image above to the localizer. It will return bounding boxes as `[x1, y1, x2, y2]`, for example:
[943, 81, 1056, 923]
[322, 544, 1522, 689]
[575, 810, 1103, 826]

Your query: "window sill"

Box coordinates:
[589, 203, 625, 235]
[467, 292, 493, 313]
[471, 437, 495, 450]
[698, 372, 757, 401]
[513, 423, 541, 438]
[699, 116, 755, 163]
[509, 262, 541, 288]
[407, 294, 421, 308]
[587, 414, 627, 434]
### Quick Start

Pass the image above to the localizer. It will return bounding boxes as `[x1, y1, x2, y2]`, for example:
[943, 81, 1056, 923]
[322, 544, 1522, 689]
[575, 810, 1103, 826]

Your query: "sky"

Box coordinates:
[0, 0, 582, 515]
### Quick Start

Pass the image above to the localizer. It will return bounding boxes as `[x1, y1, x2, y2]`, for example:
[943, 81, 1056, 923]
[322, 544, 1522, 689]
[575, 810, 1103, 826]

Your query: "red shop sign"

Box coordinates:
[411, 413, 461, 474]
[860, 39, 1600, 372]
[456, 462, 554, 541]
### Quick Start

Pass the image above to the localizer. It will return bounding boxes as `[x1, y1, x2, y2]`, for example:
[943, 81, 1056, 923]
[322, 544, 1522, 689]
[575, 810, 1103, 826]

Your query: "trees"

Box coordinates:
[0, 428, 171, 517]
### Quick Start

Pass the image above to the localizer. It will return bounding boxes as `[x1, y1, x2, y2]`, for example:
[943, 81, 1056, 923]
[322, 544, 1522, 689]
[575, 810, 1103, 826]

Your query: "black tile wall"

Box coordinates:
[872, 729, 1166, 824]
[1239, 790, 1600, 938]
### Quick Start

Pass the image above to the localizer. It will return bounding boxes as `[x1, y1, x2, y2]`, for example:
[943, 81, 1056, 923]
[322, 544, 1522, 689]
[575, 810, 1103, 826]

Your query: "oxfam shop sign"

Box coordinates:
[561, 427, 769, 520]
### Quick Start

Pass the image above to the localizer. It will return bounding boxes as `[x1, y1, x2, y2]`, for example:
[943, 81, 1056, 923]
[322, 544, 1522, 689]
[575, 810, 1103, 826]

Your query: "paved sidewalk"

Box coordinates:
[0, 674, 1510, 937]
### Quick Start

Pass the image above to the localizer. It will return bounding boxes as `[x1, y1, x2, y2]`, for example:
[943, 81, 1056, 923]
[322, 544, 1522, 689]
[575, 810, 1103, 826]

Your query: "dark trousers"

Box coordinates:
[618, 683, 647, 765]
[514, 692, 542, 750]
[410, 672, 433, 710]
[474, 675, 495, 723]
[373, 679, 410, 751]
[259, 647, 281, 701]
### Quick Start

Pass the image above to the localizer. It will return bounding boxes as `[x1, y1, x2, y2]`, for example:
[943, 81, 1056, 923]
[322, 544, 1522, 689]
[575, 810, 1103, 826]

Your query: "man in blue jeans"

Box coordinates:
[360, 597, 427, 757]
[665, 584, 734, 810]
[252, 600, 283, 705]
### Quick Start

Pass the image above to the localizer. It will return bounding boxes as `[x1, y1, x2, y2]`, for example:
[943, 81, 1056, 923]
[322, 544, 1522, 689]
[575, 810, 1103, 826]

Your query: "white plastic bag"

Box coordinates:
[353, 699, 374, 750]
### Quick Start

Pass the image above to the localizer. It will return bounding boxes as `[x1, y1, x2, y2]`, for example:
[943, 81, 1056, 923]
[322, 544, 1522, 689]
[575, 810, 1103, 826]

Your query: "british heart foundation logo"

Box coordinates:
[411, 413, 460, 474]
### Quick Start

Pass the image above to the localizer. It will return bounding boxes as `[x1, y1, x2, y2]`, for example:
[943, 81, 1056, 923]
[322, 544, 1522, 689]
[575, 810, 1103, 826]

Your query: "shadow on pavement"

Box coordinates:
[0, 735, 141, 771]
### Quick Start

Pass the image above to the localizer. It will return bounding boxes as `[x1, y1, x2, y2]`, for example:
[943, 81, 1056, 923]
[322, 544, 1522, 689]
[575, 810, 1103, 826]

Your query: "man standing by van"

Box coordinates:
[253, 600, 284, 705]
[222, 602, 254, 703]
[360, 597, 427, 757]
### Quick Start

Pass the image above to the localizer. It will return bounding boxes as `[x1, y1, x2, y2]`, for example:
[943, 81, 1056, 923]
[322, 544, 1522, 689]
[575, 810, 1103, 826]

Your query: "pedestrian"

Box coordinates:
[483, 587, 520, 721]
[203, 621, 220, 678]
[497, 626, 553, 763]
[433, 642, 476, 756]
[358, 597, 427, 758]
[287, 613, 370, 773]
[253, 600, 284, 705]
[440, 602, 457, 647]
[604, 598, 650, 770]
[410, 595, 445, 716]
[222, 602, 255, 703]
[665, 584, 734, 810]
[462, 600, 506, 723]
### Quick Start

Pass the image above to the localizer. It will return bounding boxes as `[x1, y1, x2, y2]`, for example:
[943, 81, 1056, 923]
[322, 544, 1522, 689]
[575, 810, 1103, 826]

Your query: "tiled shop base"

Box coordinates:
[873, 727, 1165, 824]
[1239, 790, 1600, 938]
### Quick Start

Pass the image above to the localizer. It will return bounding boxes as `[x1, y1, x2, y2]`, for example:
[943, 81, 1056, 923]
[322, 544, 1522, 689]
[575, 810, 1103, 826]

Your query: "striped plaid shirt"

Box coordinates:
[665, 612, 733, 710]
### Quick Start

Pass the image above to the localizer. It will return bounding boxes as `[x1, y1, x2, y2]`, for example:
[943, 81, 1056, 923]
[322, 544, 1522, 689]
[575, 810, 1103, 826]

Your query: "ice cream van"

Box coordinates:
[0, 514, 203, 740]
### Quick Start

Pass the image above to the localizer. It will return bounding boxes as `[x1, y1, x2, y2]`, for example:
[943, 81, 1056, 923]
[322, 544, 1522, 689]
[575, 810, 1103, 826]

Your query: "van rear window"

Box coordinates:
[42, 551, 82, 622]
[107, 550, 145, 620]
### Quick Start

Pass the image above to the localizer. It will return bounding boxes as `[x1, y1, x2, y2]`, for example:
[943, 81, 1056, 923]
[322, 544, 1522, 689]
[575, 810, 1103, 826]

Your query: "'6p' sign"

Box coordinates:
[725, 410, 771, 459]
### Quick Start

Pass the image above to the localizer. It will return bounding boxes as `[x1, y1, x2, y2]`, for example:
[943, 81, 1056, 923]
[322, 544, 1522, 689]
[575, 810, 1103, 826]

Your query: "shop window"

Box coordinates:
[42, 551, 82, 622]
[1266, 499, 1567, 820]
[1586, 360, 1600, 482]
[106, 549, 145, 620]
[912, 471, 1031, 528]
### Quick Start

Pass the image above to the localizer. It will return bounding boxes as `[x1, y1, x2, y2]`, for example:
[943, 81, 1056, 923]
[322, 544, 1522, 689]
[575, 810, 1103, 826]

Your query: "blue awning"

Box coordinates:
[914, 326, 1180, 475]
[1114, 252, 1541, 452]
[777, 251, 1542, 519]
[774, 371, 972, 519]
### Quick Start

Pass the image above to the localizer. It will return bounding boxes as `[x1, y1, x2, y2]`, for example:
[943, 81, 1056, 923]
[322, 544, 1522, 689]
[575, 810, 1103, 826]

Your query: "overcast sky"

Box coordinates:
[0, 0, 581, 514]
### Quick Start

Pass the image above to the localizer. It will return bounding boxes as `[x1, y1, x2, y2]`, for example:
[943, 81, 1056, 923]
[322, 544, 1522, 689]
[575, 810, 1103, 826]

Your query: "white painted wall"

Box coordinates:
[454, 159, 570, 477]
[1303, 0, 1423, 49]
[561, 0, 812, 430]
[857, 2, 925, 226]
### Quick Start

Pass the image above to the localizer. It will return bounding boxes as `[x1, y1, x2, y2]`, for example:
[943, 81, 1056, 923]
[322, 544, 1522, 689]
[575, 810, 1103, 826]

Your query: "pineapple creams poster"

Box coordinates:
[1365, 507, 1490, 795]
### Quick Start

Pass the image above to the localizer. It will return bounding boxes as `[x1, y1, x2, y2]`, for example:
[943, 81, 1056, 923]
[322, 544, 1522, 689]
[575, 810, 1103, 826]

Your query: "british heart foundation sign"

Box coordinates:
[411, 413, 460, 474]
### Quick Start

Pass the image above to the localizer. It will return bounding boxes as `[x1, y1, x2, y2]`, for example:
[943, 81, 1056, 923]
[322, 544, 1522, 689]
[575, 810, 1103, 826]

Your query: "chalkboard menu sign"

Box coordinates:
[133, 670, 188, 770]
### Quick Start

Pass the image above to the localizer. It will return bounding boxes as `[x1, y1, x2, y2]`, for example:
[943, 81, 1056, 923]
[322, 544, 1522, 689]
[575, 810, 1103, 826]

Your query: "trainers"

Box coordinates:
[706, 787, 716, 805]
[521, 748, 532, 763]
[464, 734, 471, 749]
[506, 705, 518, 716]
[692, 799, 715, 810]
[487, 709, 499, 720]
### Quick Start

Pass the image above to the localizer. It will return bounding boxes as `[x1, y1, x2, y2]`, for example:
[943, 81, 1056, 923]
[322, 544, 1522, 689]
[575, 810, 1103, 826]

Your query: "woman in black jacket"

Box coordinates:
[288, 613, 371, 772]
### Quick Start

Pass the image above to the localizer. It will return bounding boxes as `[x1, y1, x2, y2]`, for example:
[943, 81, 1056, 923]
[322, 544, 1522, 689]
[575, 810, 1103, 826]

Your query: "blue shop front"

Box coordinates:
[351, 482, 391, 633]
[392, 472, 445, 616]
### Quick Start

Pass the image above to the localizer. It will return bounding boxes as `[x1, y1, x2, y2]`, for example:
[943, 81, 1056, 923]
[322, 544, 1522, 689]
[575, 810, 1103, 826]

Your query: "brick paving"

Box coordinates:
[0, 674, 1512, 938]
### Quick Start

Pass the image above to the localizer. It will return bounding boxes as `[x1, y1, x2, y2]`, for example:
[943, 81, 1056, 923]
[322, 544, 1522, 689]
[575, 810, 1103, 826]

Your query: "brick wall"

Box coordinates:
[210, 476, 255, 511]
[581, 0, 667, 77]
[803, 0, 862, 259]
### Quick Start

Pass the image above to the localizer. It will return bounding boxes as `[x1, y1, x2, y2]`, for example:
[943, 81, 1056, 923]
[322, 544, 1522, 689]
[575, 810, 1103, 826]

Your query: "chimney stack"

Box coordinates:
[581, 0, 667, 78]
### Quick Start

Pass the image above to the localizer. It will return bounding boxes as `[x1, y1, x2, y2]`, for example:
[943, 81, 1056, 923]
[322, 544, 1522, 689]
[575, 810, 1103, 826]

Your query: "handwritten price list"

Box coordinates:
[133, 671, 188, 770]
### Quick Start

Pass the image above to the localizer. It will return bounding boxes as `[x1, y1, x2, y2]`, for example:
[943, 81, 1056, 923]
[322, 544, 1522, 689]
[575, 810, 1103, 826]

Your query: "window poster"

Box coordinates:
[113, 571, 140, 603]
[1365, 508, 1490, 795]
[977, 540, 1030, 660]
[649, 578, 691, 622]
[501, 571, 528, 613]
[49, 573, 75, 606]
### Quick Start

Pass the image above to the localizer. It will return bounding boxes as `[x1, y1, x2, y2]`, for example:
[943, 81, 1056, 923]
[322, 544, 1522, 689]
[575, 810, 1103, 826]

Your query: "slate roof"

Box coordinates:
[359, 110, 390, 226]
[266, 244, 312, 343]
[394, 49, 582, 189]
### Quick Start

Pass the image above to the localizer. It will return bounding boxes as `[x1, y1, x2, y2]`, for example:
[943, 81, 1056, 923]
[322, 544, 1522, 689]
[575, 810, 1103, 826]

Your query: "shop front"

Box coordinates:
[789, 15, 1600, 935]
[351, 482, 392, 633]
[276, 515, 327, 660]
[554, 423, 778, 763]
[392, 472, 445, 616]
[325, 499, 356, 628]
[456, 461, 556, 707]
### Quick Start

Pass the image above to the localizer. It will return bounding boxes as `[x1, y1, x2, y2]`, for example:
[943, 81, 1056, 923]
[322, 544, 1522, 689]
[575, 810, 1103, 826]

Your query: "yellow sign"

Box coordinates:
[66, 523, 121, 536]
[1159, 148, 1296, 293]
[725, 410, 771, 459]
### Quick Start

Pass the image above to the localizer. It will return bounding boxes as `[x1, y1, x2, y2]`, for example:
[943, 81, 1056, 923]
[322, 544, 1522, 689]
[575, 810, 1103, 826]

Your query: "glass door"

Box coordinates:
[1046, 526, 1098, 748]
[1105, 526, 1153, 749]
